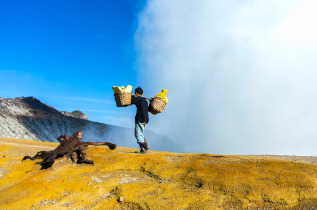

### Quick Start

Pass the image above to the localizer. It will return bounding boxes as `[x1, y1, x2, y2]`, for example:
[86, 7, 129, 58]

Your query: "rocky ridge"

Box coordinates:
[61, 110, 88, 120]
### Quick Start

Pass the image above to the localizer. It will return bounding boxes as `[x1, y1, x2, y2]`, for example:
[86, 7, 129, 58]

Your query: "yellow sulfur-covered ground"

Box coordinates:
[0, 137, 317, 209]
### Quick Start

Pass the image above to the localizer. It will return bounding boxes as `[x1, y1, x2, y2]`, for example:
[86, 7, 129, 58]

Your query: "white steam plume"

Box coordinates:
[135, 0, 317, 155]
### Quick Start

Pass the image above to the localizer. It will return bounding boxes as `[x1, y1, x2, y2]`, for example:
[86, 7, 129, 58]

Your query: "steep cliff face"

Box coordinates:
[0, 97, 184, 152]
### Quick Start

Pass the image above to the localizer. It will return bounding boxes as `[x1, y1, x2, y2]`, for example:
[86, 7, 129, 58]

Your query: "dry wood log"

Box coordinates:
[22, 131, 116, 169]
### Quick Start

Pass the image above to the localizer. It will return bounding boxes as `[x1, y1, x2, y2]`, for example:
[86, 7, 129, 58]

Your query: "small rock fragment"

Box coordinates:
[119, 196, 124, 203]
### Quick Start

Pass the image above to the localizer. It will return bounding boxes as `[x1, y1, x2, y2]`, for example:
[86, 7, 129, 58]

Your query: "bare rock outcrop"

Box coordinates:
[61, 110, 88, 120]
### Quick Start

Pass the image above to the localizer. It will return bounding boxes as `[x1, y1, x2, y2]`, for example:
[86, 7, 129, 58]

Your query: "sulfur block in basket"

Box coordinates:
[112, 85, 132, 107]
[149, 97, 166, 115]
[155, 89, 168, 103]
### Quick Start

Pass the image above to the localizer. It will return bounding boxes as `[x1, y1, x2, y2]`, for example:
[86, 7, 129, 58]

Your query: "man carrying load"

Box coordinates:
[131, 87, 150, 154]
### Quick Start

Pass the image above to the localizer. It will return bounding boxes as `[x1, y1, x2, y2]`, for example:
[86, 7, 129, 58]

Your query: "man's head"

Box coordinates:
[135, 87, 143, 96]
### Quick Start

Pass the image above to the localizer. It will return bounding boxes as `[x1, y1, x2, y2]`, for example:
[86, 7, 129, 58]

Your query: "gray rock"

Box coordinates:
[119, 196, 124, 203]
[61, 110, 88, 120]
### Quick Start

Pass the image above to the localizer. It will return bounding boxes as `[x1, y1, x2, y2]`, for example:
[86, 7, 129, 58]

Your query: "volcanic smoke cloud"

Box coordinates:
[135, 0, 317, 155]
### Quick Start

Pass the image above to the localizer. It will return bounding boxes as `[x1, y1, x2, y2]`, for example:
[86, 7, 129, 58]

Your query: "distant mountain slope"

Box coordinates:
[0, 97, 184, 152]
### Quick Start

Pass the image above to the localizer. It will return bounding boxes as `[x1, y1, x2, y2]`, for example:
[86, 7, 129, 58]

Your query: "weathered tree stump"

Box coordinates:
[22, 131, 116, 169]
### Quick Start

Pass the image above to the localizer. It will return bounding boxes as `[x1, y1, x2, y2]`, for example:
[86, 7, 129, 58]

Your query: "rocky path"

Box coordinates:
[248, 154, 317, 163]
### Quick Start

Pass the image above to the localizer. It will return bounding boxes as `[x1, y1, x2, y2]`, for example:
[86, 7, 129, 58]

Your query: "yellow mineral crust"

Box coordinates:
[154, 89, 168, 103]
[0, 137, 317, 209]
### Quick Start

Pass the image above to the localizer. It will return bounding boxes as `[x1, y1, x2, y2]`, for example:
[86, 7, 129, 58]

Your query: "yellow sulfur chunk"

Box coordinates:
[112, 86, 123, 93]
[125, 85, 132, 93]
[155, 89, 168, 103]
[112, 85, 133, 93]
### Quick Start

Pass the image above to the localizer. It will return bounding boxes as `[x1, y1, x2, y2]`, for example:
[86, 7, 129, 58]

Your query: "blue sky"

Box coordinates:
[0, 0, 145, 127]
[2, 0, 317, 155]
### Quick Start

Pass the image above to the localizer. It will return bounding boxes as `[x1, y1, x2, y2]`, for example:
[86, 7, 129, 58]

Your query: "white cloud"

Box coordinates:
[136, 0, 317, 155]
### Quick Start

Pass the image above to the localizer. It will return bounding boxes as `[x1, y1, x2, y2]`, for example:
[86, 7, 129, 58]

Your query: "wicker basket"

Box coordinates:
[114, 92, 131, 107]
[148, 97, 166, 115]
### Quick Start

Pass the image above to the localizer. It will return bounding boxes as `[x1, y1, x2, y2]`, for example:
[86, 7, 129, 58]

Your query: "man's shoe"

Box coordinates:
[140, 142, 149, 152]
[144, 139, 150, 150]
[135, 143, 147, 154]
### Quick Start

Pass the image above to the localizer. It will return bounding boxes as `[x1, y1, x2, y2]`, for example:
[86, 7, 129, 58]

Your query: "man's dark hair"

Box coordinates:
[135, 87, 143, 95]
